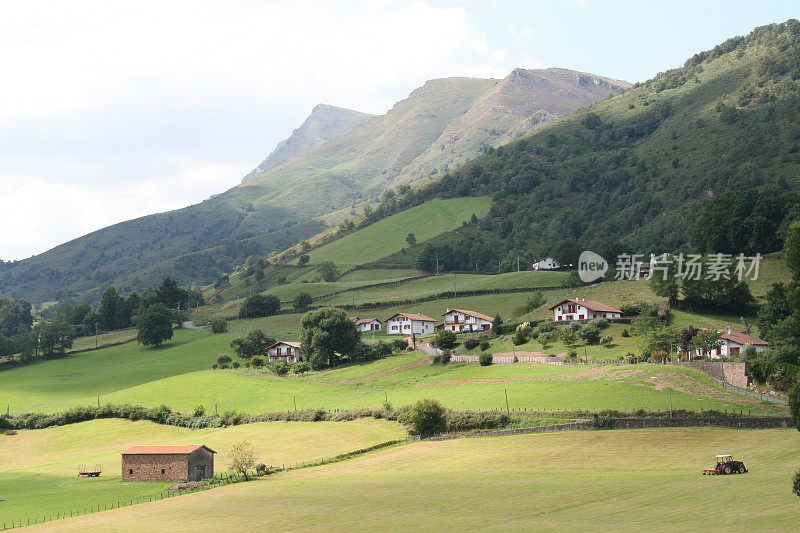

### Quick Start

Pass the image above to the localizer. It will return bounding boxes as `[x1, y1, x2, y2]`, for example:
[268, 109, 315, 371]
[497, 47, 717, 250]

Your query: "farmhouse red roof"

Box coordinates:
[548, 299, 622, 313]
[388, 312, 435, 322]
[268, 341, 301, 349]
[122, 445, 216, 455]
[715, 328, 768, 346]
[354, 318, 381, 325]
[443, 308, 494, 321]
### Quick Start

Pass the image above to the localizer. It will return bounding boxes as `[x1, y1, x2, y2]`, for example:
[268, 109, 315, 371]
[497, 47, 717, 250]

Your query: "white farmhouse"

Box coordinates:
[532, 257, 560, 270]
[440, 308, 493, 333]
[351, 317, 382, 333]
[267, 341, 302, 363]
[549, 298, 622, 321]
[684, 327, 768, 360]
[385, 312, 435, 335]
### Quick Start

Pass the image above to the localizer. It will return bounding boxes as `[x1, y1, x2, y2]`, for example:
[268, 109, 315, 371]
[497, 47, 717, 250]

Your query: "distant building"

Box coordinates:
[532, 257, 560, 270]
[550, 298, 622, 321]
[385, 312, 435, 335]
[350, 317, 382, 333]
[122, 445, 215, 482]
[438, 308, 493, 333]
[684, 326, 768, 360]
[267, 341, 302, 363]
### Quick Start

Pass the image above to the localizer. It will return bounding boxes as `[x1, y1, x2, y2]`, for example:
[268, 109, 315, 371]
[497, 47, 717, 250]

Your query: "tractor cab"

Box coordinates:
[703, 454, 747, 475]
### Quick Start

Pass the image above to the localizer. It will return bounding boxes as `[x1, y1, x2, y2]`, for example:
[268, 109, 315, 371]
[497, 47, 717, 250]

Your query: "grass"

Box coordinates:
[69, 329, 137, 352]
[337, 269, 424, 282]
[0, 418, 406, 524]
[29, 427, 800, 532]
[305, 197, 492, 268]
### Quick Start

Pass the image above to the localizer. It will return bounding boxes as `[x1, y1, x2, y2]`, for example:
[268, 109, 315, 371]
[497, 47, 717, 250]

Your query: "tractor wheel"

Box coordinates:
[738, 465, 746, 474]
[723, 465, 732, 475]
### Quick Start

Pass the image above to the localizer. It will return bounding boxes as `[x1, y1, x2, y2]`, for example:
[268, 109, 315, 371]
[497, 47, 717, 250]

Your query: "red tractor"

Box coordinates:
[703, 455, 747, 475]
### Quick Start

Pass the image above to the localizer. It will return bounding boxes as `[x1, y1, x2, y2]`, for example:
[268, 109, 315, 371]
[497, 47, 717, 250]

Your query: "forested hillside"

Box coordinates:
[369, 21, 800, 271]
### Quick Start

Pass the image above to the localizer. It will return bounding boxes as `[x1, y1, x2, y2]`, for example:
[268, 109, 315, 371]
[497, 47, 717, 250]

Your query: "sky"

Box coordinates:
[1, 0, 798, 261]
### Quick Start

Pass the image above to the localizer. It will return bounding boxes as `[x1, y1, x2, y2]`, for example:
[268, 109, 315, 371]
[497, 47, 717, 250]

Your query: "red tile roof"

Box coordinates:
[354, 318, 381, 325]
[268, 341, 301, 350]
[715, 328, 768, 346]
[388, 312, 435, 322]
[443, 308, 494, 322]
[122, 445, 215, 455]
[548, 299, 622, 313]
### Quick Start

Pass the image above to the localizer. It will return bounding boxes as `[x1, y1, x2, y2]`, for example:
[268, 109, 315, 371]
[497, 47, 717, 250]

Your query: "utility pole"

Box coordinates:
[454, 273, 457, 298]
[669, 389, 673, 419]
[95, 323, 98, 349]
[517, 256, 520, 272]
[504, 389, 510, 414]
[436, 252, 439, 275]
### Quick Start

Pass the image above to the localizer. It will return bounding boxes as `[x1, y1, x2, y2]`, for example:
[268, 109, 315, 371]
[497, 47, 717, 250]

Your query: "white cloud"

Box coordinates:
[0, 0, 516, 260]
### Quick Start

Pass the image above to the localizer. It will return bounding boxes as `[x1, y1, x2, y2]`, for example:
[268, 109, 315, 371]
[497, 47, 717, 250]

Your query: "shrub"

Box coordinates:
[273, 362, 290, 375]
[588, 318, 609, 330]
[621, 329, 630, 337]
[433, 329, 458, 350]
[592, 413, 615, 428]
[579, 325, 601, 344]
[793, 470, 800, 498]
[293, 361, 310, 374]
[217, 354, 232, 365]
[479, 353, 493, 366]
[464, 338, 480, 350]
[255, 463, 268, 475]
[232, 361, 240, 369]
[408, 399, 446, 437]
[789, 382, 800, 431]
[250, 356, 265, 368]
[567, 350, 578, 361]
[431, 350, 452, 365]
[479, 340, 490, 351]
[512, 356, 518, 363]
[210, 318, 228, 333]
[240, 294, 281, 318]
[193, 405, 206, 417]
[600, 336, 613, 346]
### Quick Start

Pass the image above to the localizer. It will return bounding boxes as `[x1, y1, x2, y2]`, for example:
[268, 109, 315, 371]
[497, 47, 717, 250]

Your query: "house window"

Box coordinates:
[129, 469, 133, 474]
[161, 469, 165, 474]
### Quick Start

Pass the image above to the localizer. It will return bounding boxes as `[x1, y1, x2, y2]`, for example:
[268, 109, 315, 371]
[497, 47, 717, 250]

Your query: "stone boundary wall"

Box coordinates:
[426, 417, 793, 440]
[450, 354, 567, 364]
[670, 361, 749, 388]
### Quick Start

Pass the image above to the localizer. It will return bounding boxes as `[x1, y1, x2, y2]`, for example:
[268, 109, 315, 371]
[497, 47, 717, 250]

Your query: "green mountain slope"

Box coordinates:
[242, 104, 375, 182]
[2, 68, 625, 303]
[373, 20, 800, 270]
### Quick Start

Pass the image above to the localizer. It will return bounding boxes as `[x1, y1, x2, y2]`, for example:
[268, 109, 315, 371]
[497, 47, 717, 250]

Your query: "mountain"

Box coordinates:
[241, 104, 375, 183]
[362, 20, 800, 272]
[0, 69, 628, 303]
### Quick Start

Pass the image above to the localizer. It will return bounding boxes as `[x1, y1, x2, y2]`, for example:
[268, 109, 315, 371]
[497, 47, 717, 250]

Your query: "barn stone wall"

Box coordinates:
[671, 361, 749, 388]
[122, 453, 189, 482]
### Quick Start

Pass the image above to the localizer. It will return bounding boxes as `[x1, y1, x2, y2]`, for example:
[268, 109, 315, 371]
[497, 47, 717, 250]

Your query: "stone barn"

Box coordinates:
[121, 445, 215, 482]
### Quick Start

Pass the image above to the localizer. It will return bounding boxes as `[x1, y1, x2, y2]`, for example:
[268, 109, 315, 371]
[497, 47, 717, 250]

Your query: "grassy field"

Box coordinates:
[29, 427, 800, 532]
[69, 329, 138, 352]
[0, 418, 405, 524]
[313, 270, 567, 308]
[305, 197, 491, 268]
[337, 269, 425, 282]
[1, 332, 781, 416]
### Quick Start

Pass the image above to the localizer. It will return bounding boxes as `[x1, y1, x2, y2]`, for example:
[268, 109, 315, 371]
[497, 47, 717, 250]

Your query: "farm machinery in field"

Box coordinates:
[703, 455, 747, 475]
[77, 464, 102, 477]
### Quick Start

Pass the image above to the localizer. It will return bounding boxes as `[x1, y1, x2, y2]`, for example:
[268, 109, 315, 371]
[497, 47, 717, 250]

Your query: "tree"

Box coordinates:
[640, 327, 679, 357]
[230, 329, 275, 359]
[240, 294, 280, 318]
[578, 324, 601, 344]
[758, 283, 792, 342]
[0, 298, 33, 337]
[38, 320, 74, 357]
[97, 286, 124, 330]
[559, 328, 578, 346]
[690, 329, 723, 357]
[789, 383, 800, 432]
[406, 233, 417, 247]
[793, 469, 800, 498]
[433, 329, 458, 350]
[297, 254, 310, 266]
[136, 303, 173, 348]
[317, 261, 340, 282]
[157, 277, 189, 309]
[553, 239, 582, 267]
[408, 399, 447, 437]
[677, 326, 698, 354]
[492, 314, 503, 331]
[649, 258, 679, 306]
[293, 292, 313, 313]
[228, 441, 257, 481]
[538, 331, 555, 349]
[300, 307, 360, 369]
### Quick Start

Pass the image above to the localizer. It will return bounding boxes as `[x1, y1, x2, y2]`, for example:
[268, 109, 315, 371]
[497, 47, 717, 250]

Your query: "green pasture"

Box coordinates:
[305, 197, 491, 267]
[337, 269, 424, 282]
[0, 418, 405, 524]
[32, 427, 800, 532]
